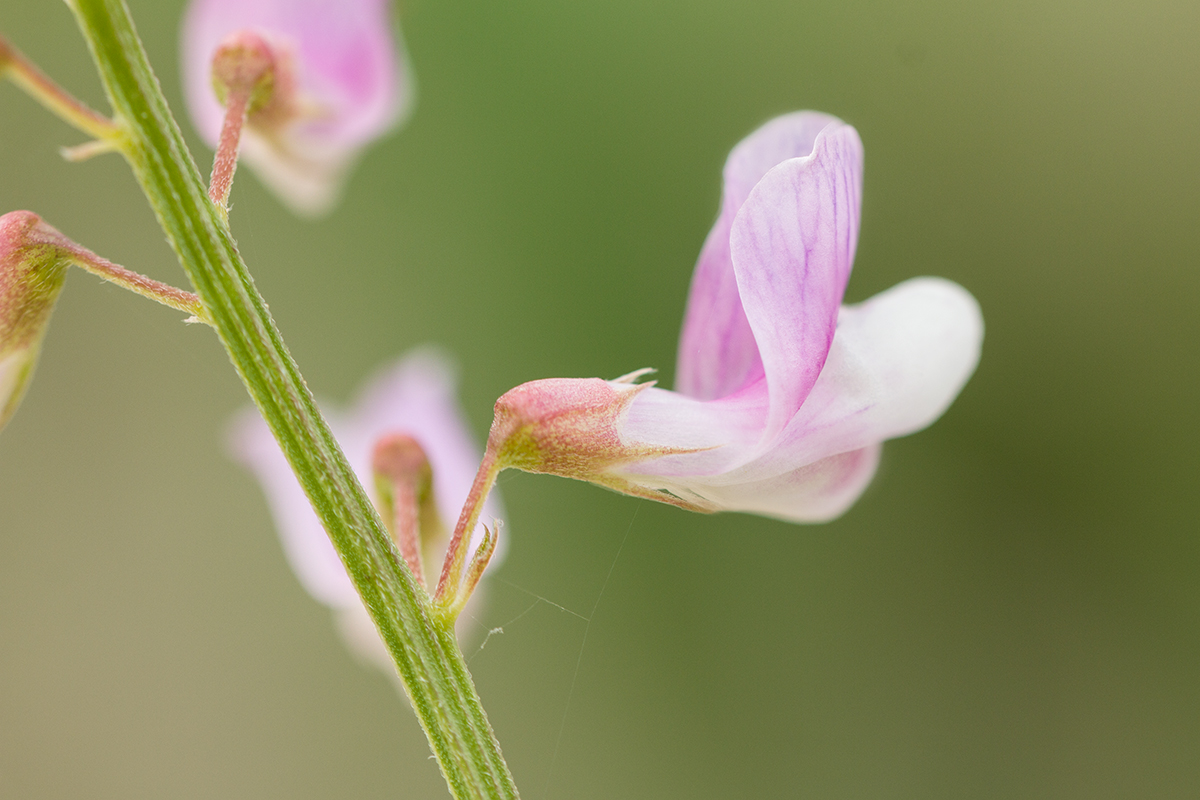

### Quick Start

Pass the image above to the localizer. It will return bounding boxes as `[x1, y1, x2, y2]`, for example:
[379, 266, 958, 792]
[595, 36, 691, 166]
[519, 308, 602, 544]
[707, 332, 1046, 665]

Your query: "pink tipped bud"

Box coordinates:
[488, 378, 661, 479]
[210, 30, 287, 120]
[206, 30, 294, 210]
[0, 211, 71, 433]
[181, 0, 413, 216]
[438, 372, 698, 604]
[372, 432, 434, 487]
[371, 433, 442, 589]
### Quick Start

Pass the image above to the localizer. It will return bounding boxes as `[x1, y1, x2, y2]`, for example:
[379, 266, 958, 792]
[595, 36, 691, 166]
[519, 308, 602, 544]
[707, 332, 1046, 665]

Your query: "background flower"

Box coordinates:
[231, 348, 503, 672]
[180, 0, 412, 214]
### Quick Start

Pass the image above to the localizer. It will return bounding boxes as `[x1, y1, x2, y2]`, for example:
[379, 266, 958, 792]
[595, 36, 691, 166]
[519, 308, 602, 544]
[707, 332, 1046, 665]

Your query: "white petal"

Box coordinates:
[618, 382, 767, 476]
[732, 276, 984, 481]
[685, 444, 881, 522]
[615, 278, 979, 521]
[235, 133, 355, 217]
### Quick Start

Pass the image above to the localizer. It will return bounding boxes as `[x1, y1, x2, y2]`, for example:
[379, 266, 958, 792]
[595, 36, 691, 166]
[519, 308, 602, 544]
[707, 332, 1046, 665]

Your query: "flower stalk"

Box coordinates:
[60, 1, 517, 797]
[0, 33, 123, 146]
[47, 221, 209, 321]
[206, 30, 281, 212]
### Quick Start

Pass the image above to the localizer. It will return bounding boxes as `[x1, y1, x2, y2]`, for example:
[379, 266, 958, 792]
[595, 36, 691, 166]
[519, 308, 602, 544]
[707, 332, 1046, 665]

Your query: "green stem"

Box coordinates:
[64, 2, 518, 797]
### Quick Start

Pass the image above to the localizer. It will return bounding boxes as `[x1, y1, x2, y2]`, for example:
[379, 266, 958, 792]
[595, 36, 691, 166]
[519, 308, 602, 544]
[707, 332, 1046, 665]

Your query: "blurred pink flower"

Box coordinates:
[463, 112, 983, 527]
[181, 0, 412, 215]
[231, 348, 503, 672]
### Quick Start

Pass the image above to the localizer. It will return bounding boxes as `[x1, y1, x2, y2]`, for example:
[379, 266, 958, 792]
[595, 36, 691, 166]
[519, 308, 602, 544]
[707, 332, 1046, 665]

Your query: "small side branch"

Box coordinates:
[372, 434, 435, 591]
[60, 138, 121, 162]
[67, 246, 211, 323]
[0, 34, 123, 145]
[28, 219, 210, 323]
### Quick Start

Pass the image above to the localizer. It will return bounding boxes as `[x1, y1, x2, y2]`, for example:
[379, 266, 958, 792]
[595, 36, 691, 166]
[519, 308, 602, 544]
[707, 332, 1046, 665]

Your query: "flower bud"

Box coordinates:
[181, 0, 412, 215]
[209, 30, 282, 119]
[454, 373, 709, 523]
[372, 433, 442, 589]
[0, 211, 71, 433]
[489, 377, 662, 480]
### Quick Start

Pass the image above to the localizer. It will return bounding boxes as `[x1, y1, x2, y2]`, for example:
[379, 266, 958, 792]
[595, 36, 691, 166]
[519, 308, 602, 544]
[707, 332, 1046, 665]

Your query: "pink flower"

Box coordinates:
[456, 112, 983, 530]
[231, 349, 503, 671]
[181, 0, 412, 215]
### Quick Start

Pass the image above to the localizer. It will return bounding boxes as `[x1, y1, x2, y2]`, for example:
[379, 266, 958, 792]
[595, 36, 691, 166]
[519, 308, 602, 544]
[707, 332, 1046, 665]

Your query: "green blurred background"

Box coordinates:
[2, 0, 1197, 797]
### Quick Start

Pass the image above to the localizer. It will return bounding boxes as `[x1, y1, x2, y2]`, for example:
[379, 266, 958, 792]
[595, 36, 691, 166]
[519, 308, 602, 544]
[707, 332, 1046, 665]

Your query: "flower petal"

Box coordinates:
[729, 121, 864, 442]
[234, 135, 357, 217]
[615, 278, 979, 520]
[182, 0, 405, 146]
[723, 112, 850, 218]
[684, 444, 881, 523]
[528, 375, 877, 522]
[676, 112, 846, 401]
[729, 277, 984, 481]
[618, 390, 879, 519]
[617, 382, 767, 476]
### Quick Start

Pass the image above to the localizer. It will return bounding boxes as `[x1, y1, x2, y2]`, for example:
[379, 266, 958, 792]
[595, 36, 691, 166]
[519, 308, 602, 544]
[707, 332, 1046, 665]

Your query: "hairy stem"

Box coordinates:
[64, 2, 518, 797]
[56, 239, 208, 321]
[0, 33, 121, 142]
[208, 89, 248, 212]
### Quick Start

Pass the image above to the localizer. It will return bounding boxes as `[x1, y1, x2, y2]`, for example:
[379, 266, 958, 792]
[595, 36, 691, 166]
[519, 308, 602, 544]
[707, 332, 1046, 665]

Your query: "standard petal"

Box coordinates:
[722, 112, 847, 214]
[676, 111, 844, 401]
[728, 277, 984, 481]
[729, 121, 864, 442]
